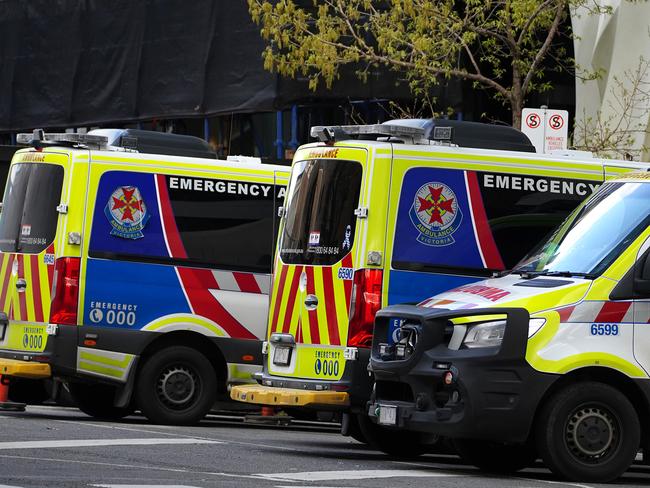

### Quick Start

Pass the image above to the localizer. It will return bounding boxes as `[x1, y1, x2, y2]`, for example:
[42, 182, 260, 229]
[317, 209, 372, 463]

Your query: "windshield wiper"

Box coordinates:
[512, 270, 596, 279]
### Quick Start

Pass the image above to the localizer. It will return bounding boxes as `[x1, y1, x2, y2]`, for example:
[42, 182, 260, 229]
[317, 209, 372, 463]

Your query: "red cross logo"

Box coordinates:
[111, 187, 144, 222]
[417, 185, 455, 225]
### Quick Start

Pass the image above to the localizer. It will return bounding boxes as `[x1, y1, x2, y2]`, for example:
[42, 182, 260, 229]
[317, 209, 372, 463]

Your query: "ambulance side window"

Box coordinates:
[89, 171, 278, 273]
[392, 168, 595, 274]
[480, 173, 592, 268]
[167, 175, 276, 272]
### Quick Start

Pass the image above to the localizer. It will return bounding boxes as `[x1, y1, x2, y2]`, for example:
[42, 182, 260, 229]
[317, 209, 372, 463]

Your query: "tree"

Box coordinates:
[248, 0, 606, 128]
[573, 57, 650, 160]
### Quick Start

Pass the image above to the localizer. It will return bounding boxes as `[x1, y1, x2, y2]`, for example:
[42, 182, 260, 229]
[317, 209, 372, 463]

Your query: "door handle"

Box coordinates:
[15, 278, 26, 292]
[304, 294, 319, 311]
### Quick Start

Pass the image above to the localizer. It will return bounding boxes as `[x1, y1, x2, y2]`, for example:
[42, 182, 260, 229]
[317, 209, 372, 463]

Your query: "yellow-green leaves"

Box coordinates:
[247, 0, 603, 127]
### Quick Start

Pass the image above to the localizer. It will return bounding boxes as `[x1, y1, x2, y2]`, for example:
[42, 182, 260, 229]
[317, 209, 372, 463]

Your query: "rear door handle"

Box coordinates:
[15, 278, 26, 292]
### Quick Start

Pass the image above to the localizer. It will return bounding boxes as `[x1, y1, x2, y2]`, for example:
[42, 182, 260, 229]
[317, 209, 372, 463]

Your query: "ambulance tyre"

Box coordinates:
[452, 439, 537, 473]
[69, 383, 135, 420]
[356, 413, 431, 457]
[135, 346, 217, 425]
[536, 382, 640, 482]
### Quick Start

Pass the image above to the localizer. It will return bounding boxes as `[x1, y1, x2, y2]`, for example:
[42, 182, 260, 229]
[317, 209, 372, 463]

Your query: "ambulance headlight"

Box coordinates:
[462, 320, 506, 348]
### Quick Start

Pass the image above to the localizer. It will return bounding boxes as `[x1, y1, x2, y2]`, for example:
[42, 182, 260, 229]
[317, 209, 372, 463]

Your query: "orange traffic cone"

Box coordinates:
[0, 376, 8, 403]
[261, 406, 275, 416]
[0, 375, 25, 412]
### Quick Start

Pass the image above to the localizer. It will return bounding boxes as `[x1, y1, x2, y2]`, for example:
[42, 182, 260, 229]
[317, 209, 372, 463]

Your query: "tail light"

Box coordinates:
[348, 269, 383, 348]
[49, 257, 80, 325]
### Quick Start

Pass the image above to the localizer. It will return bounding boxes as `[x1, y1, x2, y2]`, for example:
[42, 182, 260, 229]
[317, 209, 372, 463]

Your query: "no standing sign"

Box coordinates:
[521, 107, 568, 154]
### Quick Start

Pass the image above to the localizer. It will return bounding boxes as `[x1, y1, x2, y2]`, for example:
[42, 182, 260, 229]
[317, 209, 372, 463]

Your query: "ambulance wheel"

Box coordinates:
[69, 383, 135, 420]
[135, 346, 217, 425]
[535, 382, 640, 482]
[356, 413, 432, 457]
[452, 439, 537, 473]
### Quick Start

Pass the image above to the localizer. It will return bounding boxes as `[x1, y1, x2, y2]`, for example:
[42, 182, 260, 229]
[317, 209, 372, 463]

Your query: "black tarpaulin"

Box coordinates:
[0, 0, 458, 132]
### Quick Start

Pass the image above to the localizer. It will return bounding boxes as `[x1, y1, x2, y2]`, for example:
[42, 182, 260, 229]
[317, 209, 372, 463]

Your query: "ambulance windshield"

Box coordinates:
[0, 163, 64, 253]
[280, 158, 362, 265]
[515, 182, 650, 277]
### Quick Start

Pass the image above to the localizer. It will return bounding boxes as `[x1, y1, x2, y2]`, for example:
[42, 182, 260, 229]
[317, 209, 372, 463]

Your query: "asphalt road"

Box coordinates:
[0, 405, 649, 488]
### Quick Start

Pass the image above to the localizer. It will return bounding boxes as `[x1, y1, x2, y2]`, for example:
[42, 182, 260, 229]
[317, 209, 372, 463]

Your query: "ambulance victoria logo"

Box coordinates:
[409, 182, 462, 246]
[105, 186, 150, 239]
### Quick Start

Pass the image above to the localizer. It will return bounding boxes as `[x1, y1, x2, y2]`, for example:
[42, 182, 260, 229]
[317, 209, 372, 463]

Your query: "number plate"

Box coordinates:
[273, 346, 292, 366]
[378, 404, 397, 425]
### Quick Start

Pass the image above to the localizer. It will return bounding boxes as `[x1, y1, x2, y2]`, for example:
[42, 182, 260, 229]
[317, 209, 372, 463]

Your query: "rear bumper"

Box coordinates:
[231, 347, 372, 411]
[0, 358, 51, 378]
[231, 384, 350, 407]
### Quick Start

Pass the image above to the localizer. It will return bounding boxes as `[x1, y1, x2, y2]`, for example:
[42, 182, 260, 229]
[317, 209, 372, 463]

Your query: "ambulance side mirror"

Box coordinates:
[633, 251, 650, 296]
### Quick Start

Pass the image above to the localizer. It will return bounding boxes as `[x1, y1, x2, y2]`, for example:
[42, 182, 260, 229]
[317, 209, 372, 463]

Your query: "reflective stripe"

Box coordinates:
[321, 267, 339, 345]
[142, 313, 228, 337]
[29, 255, 43, 322]
[559, 301, 636, 323]
[77, 347, 135, 382]
[0, 253, 12, 312]
[227, 363, 260, 383]
[17, 255, 27, 321]
[213, 270, 239, 291]
[305, 266, 319, 344]
[392, 150, 605, 175]
[269, 263, 288, 336]
[282, 265, 302, 335]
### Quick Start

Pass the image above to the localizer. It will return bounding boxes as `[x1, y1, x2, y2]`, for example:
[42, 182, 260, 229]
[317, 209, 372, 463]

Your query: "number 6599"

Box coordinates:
[590, 323, 619, 336]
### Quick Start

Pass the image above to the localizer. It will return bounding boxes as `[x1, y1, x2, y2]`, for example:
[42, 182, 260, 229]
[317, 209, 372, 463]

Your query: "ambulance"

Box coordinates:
[230, 118, 648, 447]
[368, 172, 650, 481]
[0, 129, 288, 424]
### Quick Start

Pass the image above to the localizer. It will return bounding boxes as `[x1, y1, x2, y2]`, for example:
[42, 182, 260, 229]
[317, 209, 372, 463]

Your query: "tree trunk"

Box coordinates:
[511, 100, 523, 130]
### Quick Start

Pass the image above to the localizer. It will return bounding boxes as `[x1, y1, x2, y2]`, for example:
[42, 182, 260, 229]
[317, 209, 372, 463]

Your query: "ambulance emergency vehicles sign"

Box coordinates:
[521, 107, 568, 153]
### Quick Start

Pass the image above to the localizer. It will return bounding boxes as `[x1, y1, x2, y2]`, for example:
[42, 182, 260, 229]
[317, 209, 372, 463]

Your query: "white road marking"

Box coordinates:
[92, 485, 201, 488]
[0, 438, 221, 450]
[0, 453, 264, 480]
[517, 477, 595, 488]
[255, 469, 459, 482]
[0, 485, 24, 488]
[50, 418, 301, 452]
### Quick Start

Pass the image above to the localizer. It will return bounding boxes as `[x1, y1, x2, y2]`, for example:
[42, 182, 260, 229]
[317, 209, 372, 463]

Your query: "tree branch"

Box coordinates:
[517, 0, 555, 46]
[522, 0, 566, 95]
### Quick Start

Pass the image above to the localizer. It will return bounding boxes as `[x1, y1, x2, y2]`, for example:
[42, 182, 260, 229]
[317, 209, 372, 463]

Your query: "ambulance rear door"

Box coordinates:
[0, 150, 71, 356]
[267, 146, 367, 382]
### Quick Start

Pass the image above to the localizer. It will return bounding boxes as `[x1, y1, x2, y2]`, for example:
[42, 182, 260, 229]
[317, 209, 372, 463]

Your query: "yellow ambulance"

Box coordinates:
[0, 129, 288, 424]
[231, 119, 649, 445]
[368, 172, 650, 481]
